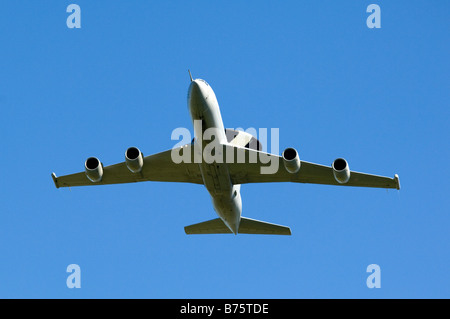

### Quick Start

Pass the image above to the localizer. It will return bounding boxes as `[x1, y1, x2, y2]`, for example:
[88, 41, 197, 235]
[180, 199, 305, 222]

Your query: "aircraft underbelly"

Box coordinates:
[199, 161, 241, 233]
[199, 159, 230, 193]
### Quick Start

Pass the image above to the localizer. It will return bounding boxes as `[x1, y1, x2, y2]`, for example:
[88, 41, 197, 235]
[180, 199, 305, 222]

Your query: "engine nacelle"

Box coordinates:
[125, 146, 144, 173]
[332, 158, 350, 184]
[85, 157, 103, 183]
[282, 147, 301, 174]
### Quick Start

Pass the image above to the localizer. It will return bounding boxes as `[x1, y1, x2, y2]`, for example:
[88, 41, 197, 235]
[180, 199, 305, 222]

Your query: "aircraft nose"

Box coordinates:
[189, 80, 209, 100]
[188, 80, 209, 116]
[189, 81, 201, 100]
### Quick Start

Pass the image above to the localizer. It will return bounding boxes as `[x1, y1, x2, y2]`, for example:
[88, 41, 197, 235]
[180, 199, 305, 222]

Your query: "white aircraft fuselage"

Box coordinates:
[188, 79, 242, 234]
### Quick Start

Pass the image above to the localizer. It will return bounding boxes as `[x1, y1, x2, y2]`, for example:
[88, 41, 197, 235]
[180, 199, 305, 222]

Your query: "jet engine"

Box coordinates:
[282, 147, 301, 173]
[332, 158, 350, 184]
[85, 157, 103, 183]
[125, 146, 144, 173]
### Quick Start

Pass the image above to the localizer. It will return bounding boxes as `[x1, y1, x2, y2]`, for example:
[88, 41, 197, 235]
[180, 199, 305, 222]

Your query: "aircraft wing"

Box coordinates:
[225, 146, 400, 189]
[52, 145, 203, 188]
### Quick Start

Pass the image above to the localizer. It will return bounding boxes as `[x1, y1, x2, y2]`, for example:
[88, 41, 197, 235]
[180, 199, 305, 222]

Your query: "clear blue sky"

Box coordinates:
[0, 1, 448, 298]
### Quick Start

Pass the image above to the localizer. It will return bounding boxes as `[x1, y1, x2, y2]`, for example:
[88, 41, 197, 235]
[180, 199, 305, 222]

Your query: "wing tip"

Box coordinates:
[51, 172, 60, 189]
[394, 174, 400, 190]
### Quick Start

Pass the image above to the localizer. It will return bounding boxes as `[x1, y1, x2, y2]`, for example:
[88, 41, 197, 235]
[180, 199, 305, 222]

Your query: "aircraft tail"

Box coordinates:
[184, 217, 291, 235]
[239, 217, 291, 235]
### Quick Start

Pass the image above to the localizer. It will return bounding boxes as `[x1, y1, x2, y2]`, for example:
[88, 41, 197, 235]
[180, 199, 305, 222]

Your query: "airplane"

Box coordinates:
[51, 71, 400, 235]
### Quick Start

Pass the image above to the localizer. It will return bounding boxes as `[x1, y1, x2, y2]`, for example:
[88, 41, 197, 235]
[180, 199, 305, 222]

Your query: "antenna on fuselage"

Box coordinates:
[188, 69, 193, 82]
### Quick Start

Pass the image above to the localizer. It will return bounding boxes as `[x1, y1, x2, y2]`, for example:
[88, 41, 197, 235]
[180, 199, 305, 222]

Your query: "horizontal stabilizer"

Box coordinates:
[184, 217, 291, 235]
[239, 217, 291, 235]
[185, 218, 232, 234]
